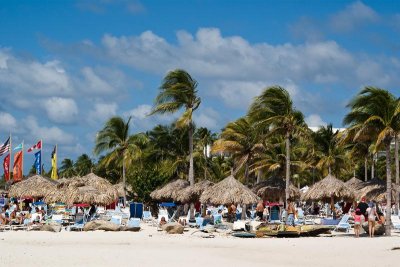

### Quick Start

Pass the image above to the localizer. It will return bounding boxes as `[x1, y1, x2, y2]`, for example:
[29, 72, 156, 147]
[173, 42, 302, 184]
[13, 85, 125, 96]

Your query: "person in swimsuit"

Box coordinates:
[353, 208, 362, 238]
[286, 201, 295, 226]
[256, 201, 264, 220]
[366, 202, 378, 237]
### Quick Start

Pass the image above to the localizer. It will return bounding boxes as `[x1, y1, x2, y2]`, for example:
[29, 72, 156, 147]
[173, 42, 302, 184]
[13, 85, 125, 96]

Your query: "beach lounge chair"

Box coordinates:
[110, 215, 122, 226]
[142, 210, 153, 222]
[391, 215, 400, 232]
[127, 218, 140, 229]
[213, 214, 222, 225]
[334, 214, 351, 232]
[130, 202, 144, 219]
[51, 214, 63, 224]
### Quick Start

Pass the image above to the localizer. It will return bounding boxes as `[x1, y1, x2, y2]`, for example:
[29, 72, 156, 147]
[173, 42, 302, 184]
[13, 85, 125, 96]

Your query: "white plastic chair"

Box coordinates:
[391, 215, 400, 231]
[335, 214, 351, 232]
[110, 215, 122, 225]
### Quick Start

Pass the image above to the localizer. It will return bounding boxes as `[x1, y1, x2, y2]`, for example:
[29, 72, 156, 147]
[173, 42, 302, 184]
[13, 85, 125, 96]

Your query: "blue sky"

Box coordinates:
[0, 0, 399, 173]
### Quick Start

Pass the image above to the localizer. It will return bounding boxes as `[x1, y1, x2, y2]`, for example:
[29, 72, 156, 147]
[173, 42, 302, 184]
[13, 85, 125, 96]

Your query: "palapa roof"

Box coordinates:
[176, 180, 214, 203]
[301, 174, 355, 202]
[200, 175, 260, 205]
[356, 178, 397, 202]
[252, 177, 300, 201]
[45, 173, 118, 205]
[113, 182, 134, 197]
[150, 179, 189, 201]
[8, 175, 58, 198]
[345, 176, 364, 191]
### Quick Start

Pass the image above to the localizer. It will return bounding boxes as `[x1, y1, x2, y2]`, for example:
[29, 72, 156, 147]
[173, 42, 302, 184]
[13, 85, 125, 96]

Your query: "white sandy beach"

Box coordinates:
[1, 225, 399, 267]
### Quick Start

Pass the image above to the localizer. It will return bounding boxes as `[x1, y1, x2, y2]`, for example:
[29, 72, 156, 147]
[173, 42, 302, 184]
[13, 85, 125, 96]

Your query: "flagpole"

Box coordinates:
[41, 139, 43, 175]
[55, 144, 58, 179]
[9, 132, 12, 181]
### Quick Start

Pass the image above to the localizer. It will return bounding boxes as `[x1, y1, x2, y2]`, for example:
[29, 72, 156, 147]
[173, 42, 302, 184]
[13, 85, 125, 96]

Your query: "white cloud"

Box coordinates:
[330, 1, 378, 32]
[88, 102, 118, 124]
[194, 107, 220, 130]
[23, 116, 75, 145]
[44, 97, 79, 123]
[123, 104, 178, 130]
[305, 114, 327, 128]
[0, 112, 17, 132]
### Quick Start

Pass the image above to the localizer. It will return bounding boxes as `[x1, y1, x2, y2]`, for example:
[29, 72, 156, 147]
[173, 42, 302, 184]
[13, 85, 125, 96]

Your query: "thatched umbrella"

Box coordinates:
[200, 175, 260, 206]
[113, 182, 134, 198]
[176, 180, 214, 203]
[345, 176, 364, 191]
[150, 179, 189, 202]
[9, 175, 58, 199]
[301, 174, 355, 203]
[253, 177, 300, 201]
[356, 178, 397, 202]
[45, 173, 118, 205]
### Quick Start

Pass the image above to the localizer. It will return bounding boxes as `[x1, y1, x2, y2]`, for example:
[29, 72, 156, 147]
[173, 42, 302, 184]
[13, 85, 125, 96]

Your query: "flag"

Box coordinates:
[27, 140, 42, 153]
[3, 154, 10, 181]
[34, 151, 41, 174]
[51, 145, 58, 180]
[13, 142, 23, 151]
[13, 151, 23, 181]
[0, 137, 10, 156]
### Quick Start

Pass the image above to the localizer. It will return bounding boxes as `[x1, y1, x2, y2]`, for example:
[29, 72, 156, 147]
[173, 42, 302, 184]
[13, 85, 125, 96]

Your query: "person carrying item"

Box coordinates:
[366, 202, 378, 237]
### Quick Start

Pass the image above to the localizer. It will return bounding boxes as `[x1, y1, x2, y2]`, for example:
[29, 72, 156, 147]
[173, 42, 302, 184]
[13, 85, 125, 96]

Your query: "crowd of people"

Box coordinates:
[0, 200, 46, 227]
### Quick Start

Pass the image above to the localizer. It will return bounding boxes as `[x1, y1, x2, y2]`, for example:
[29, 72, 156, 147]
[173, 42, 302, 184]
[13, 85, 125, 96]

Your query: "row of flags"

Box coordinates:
[0, 136, 58, 182]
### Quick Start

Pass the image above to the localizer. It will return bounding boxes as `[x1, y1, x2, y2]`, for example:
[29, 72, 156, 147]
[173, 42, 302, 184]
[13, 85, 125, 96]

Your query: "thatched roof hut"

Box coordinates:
[200, 175, 260, 205]
[150, 179, 189, 202]
[9, 175, 58, 198]
[176, 180, 214, 203]
[356, 178, 398, 202]
[113, 183, 134, 197]
[301, 174, 355, 202]
[45, 173, 118, 205]
[252, 177, 300, 201]
[345, 177, 364, 191]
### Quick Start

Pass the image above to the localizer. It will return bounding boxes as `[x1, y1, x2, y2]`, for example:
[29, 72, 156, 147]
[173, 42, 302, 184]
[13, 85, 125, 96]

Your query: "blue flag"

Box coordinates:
[34, 151, 41, 174]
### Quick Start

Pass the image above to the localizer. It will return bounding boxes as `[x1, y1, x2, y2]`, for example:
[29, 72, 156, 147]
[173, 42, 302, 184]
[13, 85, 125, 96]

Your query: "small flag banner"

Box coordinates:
[13, 143, 23, 151]
[13, 151, 23, 181]
[27, 140, 42, 153]
[51, 145, 57, 180]
[34, 151, 41, 175]
[0, 137, 10, 156]
[3, 154, 10, 181]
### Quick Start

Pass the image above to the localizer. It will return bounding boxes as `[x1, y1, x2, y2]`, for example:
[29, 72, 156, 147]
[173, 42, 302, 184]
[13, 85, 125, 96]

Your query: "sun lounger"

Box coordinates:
[51, 214, 63, 224]
[334, 214, 351, 232]
[391, 215, 400, 232]
[127, 218, 140, 228]
[110, 215, 122, 226]
[130, 202, 144, 219]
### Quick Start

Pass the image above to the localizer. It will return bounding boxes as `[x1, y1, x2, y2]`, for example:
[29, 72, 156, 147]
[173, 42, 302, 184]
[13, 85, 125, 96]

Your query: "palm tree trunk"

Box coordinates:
[244, 162, 249, 185]
[285, 132, 291, 207]
[385, 141, 392, 236]
[371, 153, 375, 179]
[395, 135, 399, 215]
[257, 169, 263, 184]
[122, 152, 127, 207]
[188, 123, 195, 219]
[364, 156, 368, 182]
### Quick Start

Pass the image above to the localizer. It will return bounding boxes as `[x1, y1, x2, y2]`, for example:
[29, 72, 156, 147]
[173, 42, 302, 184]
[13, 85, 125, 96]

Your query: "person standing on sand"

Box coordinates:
[353, 208, 362, 238]
[256, 201, 264, 220]
[366, 202, 378, 237]
[286, 201, 295, 226]
[357, 197, 369, 222]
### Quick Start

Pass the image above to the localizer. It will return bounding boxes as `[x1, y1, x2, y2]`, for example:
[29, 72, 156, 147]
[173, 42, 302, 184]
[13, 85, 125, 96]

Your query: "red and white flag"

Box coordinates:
[27, 140, 42, 152]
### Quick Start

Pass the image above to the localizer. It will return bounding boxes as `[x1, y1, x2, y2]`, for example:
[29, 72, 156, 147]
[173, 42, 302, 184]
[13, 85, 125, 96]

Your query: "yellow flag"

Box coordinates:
[51, 145, 58, 180]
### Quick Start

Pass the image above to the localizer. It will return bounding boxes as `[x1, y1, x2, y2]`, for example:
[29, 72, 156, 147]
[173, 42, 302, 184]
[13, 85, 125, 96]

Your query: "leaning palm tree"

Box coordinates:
[59, 158, 76, 178]
[94, 116, 148, 205]
[344, 87, 400, 236]
[248, 86, 307, 205]
[150, 69, 201, 186]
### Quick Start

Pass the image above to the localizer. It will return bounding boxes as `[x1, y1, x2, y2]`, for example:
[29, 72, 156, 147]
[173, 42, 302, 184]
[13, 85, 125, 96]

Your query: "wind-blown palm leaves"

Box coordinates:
[150, 69, 201, 186]
[249, 86, 307, 204]
[74, 154, 94, 176]
[94, 116, 148, 204]
[59, 158, 76, 178]
[344, 87, 400, 236]
[212, 117, 262, 184]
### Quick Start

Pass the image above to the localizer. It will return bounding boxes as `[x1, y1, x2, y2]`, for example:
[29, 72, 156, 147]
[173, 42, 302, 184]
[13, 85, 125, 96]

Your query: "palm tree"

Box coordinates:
[94, 116, 148, 205]
[312, 124, 349, 178]
[150, 69, 201, 186]
[344, 87, 400, 236]
[74, 154, 94, 176]
[249, 86, 307, 205]
[195, 127, 217, 180]
[59, 158, 76, 178]
[212, 117, 261, 184]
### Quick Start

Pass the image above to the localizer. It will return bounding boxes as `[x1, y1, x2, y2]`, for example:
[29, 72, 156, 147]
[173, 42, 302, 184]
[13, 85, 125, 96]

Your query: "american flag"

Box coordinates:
[0, 137, 10, 156]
